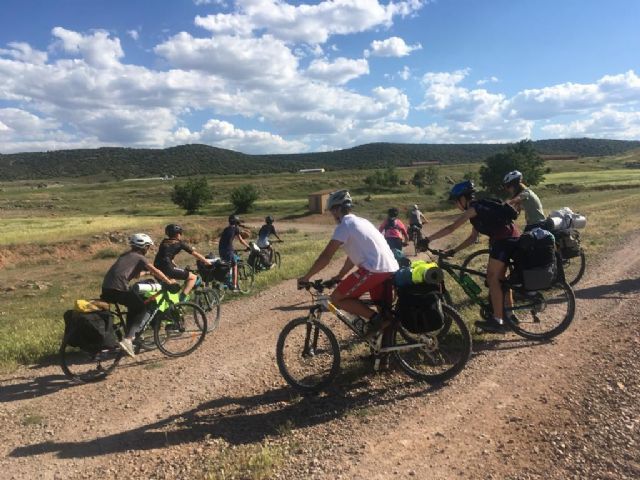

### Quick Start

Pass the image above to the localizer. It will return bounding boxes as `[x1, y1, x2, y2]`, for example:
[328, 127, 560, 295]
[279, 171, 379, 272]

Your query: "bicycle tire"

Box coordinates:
[562, 250, 586, 287]
[461, 248, 490, 274]
[154, 302, 207, 357]
[392, 303, 471, 384]
[194, 287, 222, 331]
[59, 339, 123, 383]
[412, 232, 419, 257]
[276, 317, 341, 394]
[504, 280, 576, 340]
[274, 251, 281, 269]
[237, 263, 255, 294]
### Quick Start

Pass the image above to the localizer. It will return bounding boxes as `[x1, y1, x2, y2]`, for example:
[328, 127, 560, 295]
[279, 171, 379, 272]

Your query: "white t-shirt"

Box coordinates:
[332, 214, 399, 273]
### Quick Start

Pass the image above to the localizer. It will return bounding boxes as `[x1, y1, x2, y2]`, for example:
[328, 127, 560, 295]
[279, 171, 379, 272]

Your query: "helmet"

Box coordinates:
[449, 180, 476, 201]
[228, 214, 240, 225]
[164, 224, 183, 237]
[326, 190, 353, 210]
[503, 170, 523, 185]
[387, 207, 399, 218]
[412, 204, 419, 210]
[265, 215, 274, 224]
[129, 233, 154, 248]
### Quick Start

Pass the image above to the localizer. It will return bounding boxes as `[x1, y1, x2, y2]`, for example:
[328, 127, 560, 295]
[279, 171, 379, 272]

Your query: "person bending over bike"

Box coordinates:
[257, 215, 283, 265]
[101, 233, 177, 357]
[154, 224, 210, 301]
[219, 215, 250, 290]
[503, 170, 546, 231]
[379, 207, 409, 252]
[299, 190, 399, 337]
[425, 181, 520, 334]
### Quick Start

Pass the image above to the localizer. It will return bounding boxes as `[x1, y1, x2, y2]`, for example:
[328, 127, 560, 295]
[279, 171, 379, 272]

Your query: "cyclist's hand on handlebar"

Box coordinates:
[443, 248, 456, 258]
[297, 277, 310, 290]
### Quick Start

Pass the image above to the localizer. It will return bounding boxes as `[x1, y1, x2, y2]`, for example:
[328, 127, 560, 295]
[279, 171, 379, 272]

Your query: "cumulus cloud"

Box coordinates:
[541, 108, 640, 139]
[127, 30, 140, 41]
[477, 76, 498, 86]
[305, 57, 369, 84]
[51, 27, 124, 69]
[366, 36, 422, 57]
[0, 42, 47, 64]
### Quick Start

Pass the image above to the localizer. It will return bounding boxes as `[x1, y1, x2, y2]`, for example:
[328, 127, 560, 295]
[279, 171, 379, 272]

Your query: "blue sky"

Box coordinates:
[1, 0, 639, 154]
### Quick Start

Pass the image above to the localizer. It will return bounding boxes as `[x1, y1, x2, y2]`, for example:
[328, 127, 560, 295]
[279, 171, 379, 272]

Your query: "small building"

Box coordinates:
[308, 189, 334, 214]
[299, 168, 326, 173]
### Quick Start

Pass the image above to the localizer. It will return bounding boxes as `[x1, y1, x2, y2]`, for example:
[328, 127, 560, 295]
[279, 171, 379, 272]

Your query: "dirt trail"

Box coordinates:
[1, 231, 639, 479]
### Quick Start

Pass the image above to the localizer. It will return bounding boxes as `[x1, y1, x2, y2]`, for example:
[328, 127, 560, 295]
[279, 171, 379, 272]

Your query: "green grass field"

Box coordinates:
[1, 150, 640, 370]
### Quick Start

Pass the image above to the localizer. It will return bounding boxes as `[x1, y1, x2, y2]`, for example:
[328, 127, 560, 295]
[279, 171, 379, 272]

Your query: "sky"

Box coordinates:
[0, 0, 639, 154]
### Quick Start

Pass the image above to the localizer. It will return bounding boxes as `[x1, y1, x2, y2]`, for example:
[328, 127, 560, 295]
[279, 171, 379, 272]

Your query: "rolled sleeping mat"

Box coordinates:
[133, 282, 163, 293]
[571, 214, 587, 229]
[422, 266, 444, 285]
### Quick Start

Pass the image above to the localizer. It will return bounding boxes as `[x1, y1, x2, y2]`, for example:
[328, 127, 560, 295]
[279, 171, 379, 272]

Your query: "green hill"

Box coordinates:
[1, 138, 639, 181]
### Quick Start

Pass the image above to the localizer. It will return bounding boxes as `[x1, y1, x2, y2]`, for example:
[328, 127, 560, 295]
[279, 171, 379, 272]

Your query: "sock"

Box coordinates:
[492, 316, 504, 325]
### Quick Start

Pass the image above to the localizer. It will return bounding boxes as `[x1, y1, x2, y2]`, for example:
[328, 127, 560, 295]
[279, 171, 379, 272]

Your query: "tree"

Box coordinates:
[364, 165, 400, 191]
[479, 139, 545, 195]
[411, 169, 427, 190]
[171, 178, 213, 214]
[230, 184, 259, 213]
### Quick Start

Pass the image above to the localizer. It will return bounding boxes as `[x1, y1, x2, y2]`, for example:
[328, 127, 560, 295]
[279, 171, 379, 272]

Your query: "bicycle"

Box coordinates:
[275, 279, 472, 394]
[424, 246, 576, 341]
[249, 240, 282, 272]
[60, 283, 208, 383]
[461, 234, 586, 287]
[191, 274, 222, 332]
[408, 224, 423, 257]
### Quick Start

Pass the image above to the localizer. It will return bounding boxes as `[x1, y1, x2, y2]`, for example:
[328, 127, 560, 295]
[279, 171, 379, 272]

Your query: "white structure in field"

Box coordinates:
[298, 168, 326, 173]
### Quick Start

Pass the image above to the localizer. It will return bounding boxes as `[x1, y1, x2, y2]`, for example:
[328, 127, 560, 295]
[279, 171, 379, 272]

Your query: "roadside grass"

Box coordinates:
[202, 439, 288, 480]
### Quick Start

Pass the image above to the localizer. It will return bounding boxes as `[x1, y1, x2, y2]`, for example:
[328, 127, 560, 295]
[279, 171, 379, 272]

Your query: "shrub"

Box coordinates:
[479, 139, 545, 196]
[230, 184, 259, 213]
[171, 178, 213, 214]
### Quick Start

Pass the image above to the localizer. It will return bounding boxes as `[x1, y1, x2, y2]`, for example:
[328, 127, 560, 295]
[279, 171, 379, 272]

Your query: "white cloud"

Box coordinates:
[366, 36, 422, 57]
[477, 76, 498, 86]
[0, 42, 47, 64]
[127, 30, 140, 41]
[305, 57, 369, 85]
[51, 27, 124, 69]
[541, 108, 640, 140]
[398, 66, 411, 80]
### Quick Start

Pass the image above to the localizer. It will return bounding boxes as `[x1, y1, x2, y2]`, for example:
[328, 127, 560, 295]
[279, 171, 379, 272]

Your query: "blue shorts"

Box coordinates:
[219, 249, 236, 265]
[489, 237, 519, 263]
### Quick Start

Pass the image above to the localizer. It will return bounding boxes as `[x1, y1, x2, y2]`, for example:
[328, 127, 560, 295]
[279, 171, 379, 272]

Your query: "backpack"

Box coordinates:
[197, 259, 231, 282]
[512, 228, 557, 290]
[556, 229, 581, 259]
[63, 310, 119, 354]
[383, 218, 399, 234]
[396, 284, 445, 333]
[470, 198, 519, 236]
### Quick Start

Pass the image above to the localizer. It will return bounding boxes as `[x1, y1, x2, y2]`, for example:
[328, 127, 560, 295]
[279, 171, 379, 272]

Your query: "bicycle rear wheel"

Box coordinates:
[393, 304, 471, 384]
[504, 281, 576, 340]
[194, 287, 222, 331]
[276, 317, 341, 393]
[154, 302, 207, 357]
[59, 340, 123, 383]
[273, 251, 281, 269]
[237, 263, 255, 294]
[561, 250, 586, 287]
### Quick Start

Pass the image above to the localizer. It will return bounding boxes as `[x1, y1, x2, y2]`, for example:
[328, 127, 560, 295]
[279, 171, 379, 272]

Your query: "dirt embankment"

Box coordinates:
[0, 232, 638, 479]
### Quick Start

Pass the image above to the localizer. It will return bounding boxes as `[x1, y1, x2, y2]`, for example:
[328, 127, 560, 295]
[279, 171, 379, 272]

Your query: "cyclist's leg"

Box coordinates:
[102, 289, 146, 340]
[330, 270, 394, 321]
[164, 266, 193, 296]
[486, 238, 518, 325]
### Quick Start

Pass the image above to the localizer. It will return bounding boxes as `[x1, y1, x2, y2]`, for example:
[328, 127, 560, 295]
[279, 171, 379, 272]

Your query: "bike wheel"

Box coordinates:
[237, 263, 255, 294]
[412, 232, 419, 256]
[562, 250, 586, 287]
[461, 249, 490, 275]
[393, 304, 471, 384]
[504, 281, 576, 340]
[154, 302, 207, 357]
[276, 317, 341, 394]
[194, 287, 222, 331]
[59, 339, 123, 383]
[273, 251, 281, 269]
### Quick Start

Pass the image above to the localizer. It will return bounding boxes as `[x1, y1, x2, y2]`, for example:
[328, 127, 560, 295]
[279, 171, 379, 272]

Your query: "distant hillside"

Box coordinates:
[1, 138, 639, 181]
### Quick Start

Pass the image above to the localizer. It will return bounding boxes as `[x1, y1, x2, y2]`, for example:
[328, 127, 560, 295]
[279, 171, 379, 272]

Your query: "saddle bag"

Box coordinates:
[512, 228, 557, 291]
[556, 229, 582, 259]
[396, 284, 445, 334]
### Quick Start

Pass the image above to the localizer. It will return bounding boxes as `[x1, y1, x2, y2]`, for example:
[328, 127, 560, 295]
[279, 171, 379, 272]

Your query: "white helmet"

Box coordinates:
[412, 204, 419, 210]
[503, 170, 523, 185]
[326, 190, 353, 210]
[129, 233, 154, 248]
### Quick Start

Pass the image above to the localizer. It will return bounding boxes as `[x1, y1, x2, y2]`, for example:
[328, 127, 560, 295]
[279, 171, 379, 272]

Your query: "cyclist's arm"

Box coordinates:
[428, 208, 476, 242]
[299, 240, 342, 282]
[420, 213, 428, 224]
[236, 233, 250, 249]
[147, 263, 176, 284]
[507, 195, 523, 212]
[333, 257, 355, 282]
[191, 250, 209, 263]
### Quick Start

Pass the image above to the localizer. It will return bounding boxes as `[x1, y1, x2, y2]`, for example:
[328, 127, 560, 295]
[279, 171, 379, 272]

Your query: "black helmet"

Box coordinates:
[265, 215, 274, 224]
[449, 180, 476, 201]
[387, 207, 399, 218]
[228, 214, 240, 225]
[165, 224, 183, 237]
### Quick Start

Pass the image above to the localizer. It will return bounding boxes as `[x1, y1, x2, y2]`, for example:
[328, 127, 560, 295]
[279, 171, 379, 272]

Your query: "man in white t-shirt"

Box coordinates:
[298, 190, 399, 335]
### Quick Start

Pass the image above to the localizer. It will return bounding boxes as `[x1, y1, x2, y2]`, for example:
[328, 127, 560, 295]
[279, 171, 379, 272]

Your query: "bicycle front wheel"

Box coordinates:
[59, 340, 123, 383]
[154, 302, 207, 357]
[504, 281, 576, 340]
[194, 287, 222, 331]
[562, 250, 586, 287]
[393, 303, 471, 384]
[276, 317, 341, 394]
[237, 263, 255, 294]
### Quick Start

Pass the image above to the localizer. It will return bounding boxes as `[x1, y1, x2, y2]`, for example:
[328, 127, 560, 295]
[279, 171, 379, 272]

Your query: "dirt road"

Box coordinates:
[1, 232, 639, 479]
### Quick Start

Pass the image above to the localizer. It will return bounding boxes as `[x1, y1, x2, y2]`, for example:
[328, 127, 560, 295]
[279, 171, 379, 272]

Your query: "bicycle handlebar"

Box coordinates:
[297, 279, 339, 292]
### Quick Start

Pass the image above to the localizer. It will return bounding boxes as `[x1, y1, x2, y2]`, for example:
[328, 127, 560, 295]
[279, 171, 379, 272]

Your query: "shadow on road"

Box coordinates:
[575, 278, 640, 300]
[0, 374, 78, 403]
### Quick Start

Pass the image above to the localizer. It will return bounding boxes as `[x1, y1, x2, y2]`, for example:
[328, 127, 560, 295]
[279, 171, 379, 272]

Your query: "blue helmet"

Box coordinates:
[449, 180, 476, 201]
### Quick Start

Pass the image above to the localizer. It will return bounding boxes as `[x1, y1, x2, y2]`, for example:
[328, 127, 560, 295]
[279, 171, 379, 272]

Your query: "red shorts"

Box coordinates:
[336, 268, 394, 305]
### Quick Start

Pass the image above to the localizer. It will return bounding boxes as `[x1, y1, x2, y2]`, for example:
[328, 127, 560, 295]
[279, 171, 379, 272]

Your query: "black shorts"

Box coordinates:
[219, 249, 236, 265]
[385, 237, 404, 252]
[160, 265, 190, 280]
[489, 237, 519, 263]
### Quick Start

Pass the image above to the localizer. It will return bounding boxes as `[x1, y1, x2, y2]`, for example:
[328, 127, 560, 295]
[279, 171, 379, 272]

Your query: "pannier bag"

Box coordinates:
[549, 207, 587, 231]
[197, 259, 231, 283]
[63, 310, 119, 354]
[556, 229, 582, 259]
[513, 227, 557, 291]
[396, 284, 445, 333]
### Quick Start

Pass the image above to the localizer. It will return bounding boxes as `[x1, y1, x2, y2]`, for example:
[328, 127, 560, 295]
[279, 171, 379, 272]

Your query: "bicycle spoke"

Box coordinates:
[154, 302, 207, 357]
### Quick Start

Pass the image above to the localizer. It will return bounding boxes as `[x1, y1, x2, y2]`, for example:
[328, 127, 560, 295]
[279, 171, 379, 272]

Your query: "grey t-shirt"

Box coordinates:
[102, 251, 150, 291]
[520, 188, 545, 225]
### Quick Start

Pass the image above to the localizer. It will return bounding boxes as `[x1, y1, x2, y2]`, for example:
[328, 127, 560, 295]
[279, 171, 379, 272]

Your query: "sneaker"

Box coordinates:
[119, 338, 136, 358]
[475, 318, 508, 334]
[504, 313, 520, 325]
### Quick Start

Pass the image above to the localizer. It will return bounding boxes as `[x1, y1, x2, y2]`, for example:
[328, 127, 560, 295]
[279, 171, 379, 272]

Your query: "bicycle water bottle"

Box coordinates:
[460, 273, 482, 295]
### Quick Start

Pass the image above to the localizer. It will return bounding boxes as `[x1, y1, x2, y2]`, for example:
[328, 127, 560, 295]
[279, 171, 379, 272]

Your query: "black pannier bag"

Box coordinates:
[63, 310, 119, 353]
[556, 229, 581, 259]
[198, 260, 231, 283]
[396, 284, 445, 333]
[512, 228, 556, 291]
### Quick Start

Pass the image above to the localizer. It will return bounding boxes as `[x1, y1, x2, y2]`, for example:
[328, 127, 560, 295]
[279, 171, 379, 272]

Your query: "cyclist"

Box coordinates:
[257, 215, 283, 265]
[219, 215, 250, 290]
[503, 170, 546, 231]
[379, 207, 409, 252]
[408, 204, 428, 242]
[425, 181, 520, 333]
[154, 224, 211, 301]
[101, 233, 177, 357]
[298, 190, 399, 337]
